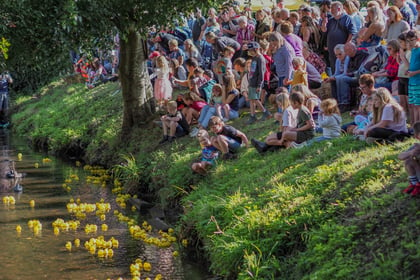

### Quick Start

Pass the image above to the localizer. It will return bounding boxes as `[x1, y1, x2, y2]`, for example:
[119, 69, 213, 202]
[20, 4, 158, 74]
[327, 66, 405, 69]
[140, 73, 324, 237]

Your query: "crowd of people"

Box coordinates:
[147, 0, 420, 195]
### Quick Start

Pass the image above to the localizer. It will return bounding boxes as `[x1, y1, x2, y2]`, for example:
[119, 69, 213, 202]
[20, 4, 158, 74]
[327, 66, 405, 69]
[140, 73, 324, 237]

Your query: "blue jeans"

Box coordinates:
[198, 105, 216, 128]
[334, 76, 358, 105]
[222, 109, 239, 120]
[277, 76, 290, 91]
[223, 136, 241, 152]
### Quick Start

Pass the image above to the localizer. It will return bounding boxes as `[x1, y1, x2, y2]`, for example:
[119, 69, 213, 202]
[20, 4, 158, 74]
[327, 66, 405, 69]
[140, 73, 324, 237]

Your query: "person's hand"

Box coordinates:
[407, 71, 415, 77]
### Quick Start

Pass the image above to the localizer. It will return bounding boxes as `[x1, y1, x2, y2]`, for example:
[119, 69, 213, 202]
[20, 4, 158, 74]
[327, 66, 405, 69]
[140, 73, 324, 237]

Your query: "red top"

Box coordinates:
[191, 100, 207, 112]
[262, 53, 273, 82]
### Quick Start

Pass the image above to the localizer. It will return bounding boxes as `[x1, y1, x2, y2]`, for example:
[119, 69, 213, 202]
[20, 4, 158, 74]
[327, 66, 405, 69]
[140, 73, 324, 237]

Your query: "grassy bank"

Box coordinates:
[12, 78, 420, 279]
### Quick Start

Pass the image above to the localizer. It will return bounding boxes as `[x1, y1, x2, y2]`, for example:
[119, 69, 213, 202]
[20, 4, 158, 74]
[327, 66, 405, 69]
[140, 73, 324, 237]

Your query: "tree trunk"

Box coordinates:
[119, 30, 155, 137]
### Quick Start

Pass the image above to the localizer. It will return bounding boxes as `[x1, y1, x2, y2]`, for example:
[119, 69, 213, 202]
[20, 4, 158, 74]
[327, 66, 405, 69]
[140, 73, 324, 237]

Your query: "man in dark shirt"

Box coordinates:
[321, 1, 356, 73]
[192, 8, 206, 51]
[333, 42, 368, 112]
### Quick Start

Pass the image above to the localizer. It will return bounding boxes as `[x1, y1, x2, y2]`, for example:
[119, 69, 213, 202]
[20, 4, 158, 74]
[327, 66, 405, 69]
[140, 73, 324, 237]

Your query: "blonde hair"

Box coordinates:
[167, 100, 177, 111]
[372, 87, 403, 124]
[292, 57, 305, 67]
[222, 73, 236, 93]
[156, 56, 169, 73]
[320, 98, 340, 115]
[276, 92, 290, 111]
[197, 129, 209, 140]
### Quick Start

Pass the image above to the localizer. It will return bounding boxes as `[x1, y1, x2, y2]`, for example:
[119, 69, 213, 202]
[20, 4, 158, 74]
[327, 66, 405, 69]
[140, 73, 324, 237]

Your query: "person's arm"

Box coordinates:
[235, 129, 249, 147]
[294, 119, 315, 131]
[301, 27, 310, 43]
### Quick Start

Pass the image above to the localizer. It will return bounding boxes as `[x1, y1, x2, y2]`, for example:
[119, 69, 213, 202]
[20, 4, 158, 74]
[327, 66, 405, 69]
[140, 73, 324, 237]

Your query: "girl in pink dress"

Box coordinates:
[151, 56, 173, 108]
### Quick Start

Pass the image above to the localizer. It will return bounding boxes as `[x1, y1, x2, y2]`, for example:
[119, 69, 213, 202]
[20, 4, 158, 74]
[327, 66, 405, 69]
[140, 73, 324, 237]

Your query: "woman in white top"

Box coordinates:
[364, 87, 408, 143]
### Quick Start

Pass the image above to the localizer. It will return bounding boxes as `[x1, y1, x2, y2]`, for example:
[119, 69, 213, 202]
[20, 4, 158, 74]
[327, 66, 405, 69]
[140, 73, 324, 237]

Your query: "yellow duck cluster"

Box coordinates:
[2, 196, 16, 205]
[82, 236, 118, 258]
[130, 258, 153, 278]
[11, 161, 182, 279]
[52, 218, 80, 235]
[27, 219, 42, 235]
[84, 165, 111, 187]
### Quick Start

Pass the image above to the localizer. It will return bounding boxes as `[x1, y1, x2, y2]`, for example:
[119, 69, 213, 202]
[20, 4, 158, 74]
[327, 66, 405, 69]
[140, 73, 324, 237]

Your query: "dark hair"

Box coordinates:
[204, 69, 214, 79]
[359, 73, 375, 87]
[233, 57, 246, 67]
[289, 91, 305, 105]
[185, 58, 199, 68]
[406, 30, 418, 40]
[398, 32, 407, 41]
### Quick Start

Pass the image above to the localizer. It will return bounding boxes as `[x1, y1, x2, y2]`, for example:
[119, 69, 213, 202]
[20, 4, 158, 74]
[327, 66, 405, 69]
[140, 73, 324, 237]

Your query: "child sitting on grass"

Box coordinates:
[210, 83, 230, 121]
[159, 100, 190, 144]
[398, 121, 420, 197]
[291, 98, 342, 147]
[209, 116, 248, 160]
[251, 91, 298, 153]
[278, 91, 315, 148]
[191, 130, 219, 175]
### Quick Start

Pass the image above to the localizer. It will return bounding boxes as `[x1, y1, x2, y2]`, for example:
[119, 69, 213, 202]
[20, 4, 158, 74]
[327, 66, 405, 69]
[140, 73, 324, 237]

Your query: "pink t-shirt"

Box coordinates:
[191, 100, 207, 112]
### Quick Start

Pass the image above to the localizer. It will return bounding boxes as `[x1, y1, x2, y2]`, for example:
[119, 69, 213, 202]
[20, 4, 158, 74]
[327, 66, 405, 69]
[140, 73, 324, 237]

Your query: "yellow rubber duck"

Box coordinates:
[65, 241, 72, 252]
[16, 225, 22, 233]
[29, 200, 35, 207]
[74, 238, 80, 247]
[143, 262, 152, 272]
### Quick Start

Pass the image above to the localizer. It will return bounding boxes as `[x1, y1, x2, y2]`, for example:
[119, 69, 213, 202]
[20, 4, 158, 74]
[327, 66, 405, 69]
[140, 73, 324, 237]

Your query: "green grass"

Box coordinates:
[12, 78, 420, 279]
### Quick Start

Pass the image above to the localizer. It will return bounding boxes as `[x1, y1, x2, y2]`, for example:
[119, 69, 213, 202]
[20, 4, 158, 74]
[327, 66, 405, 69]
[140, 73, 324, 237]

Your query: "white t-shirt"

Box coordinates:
[381, 104, 407, 133]
[282, 106, 298, 128]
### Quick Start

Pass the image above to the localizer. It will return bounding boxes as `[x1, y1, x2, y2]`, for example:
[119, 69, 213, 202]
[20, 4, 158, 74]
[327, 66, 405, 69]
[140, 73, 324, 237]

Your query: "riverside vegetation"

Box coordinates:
[12, 78, 420, 279]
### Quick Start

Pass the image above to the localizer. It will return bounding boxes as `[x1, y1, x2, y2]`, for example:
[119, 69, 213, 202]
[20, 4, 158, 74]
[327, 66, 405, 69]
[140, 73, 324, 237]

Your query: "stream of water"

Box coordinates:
[0, 130, 207, 280]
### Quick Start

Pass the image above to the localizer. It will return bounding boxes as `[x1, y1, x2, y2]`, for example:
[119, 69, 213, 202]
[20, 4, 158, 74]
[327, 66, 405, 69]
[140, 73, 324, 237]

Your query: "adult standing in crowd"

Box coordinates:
[0, 71, 13, 125]
[192, 8, 206, 51]
[384, 6, 410, 41]
[268, 32, 295, 90]
[321, 1, 356, 73]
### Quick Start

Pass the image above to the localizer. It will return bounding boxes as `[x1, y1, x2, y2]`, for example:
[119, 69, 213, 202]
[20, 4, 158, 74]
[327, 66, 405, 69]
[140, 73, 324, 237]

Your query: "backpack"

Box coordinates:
[198, 79, 216, 103]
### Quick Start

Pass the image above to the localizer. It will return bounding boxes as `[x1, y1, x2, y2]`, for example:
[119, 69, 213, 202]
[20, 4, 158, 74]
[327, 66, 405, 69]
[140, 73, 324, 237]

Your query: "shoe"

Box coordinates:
[159, 135, 169, 144]
[168, 136, 176, 143]
[259, 110, 272, 121]
[403, 184, 415, 194]
[366, 137, 381, 144]
[189, 127, 199, 137]
[410, 183, 420, 196]
[267, 145, 281, 152]
[222, 152, 236, 160]
[290, 141, 307, 149]
[251, 138, 268, 154]
[246, 115, 257, 125]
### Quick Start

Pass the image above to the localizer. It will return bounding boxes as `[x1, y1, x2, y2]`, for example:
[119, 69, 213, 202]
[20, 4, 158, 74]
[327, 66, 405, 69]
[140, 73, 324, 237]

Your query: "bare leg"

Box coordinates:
[169, 121, 177, 137]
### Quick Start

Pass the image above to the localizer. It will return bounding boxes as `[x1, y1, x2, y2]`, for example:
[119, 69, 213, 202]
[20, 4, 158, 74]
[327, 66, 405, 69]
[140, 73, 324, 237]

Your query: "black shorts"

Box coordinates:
[398, 77, 409, 96]
[296, 130, 315, 143]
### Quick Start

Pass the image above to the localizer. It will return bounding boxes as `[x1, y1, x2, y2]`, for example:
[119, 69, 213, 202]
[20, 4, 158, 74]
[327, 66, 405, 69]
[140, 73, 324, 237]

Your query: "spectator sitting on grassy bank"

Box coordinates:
[191, 129, 219, 175]
[159, 101, 190, 144]
[209, 116, 248, 160]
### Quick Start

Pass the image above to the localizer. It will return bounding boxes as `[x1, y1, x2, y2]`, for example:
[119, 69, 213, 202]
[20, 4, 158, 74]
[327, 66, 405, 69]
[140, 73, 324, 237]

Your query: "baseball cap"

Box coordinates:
[247, 42, 260, 50]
